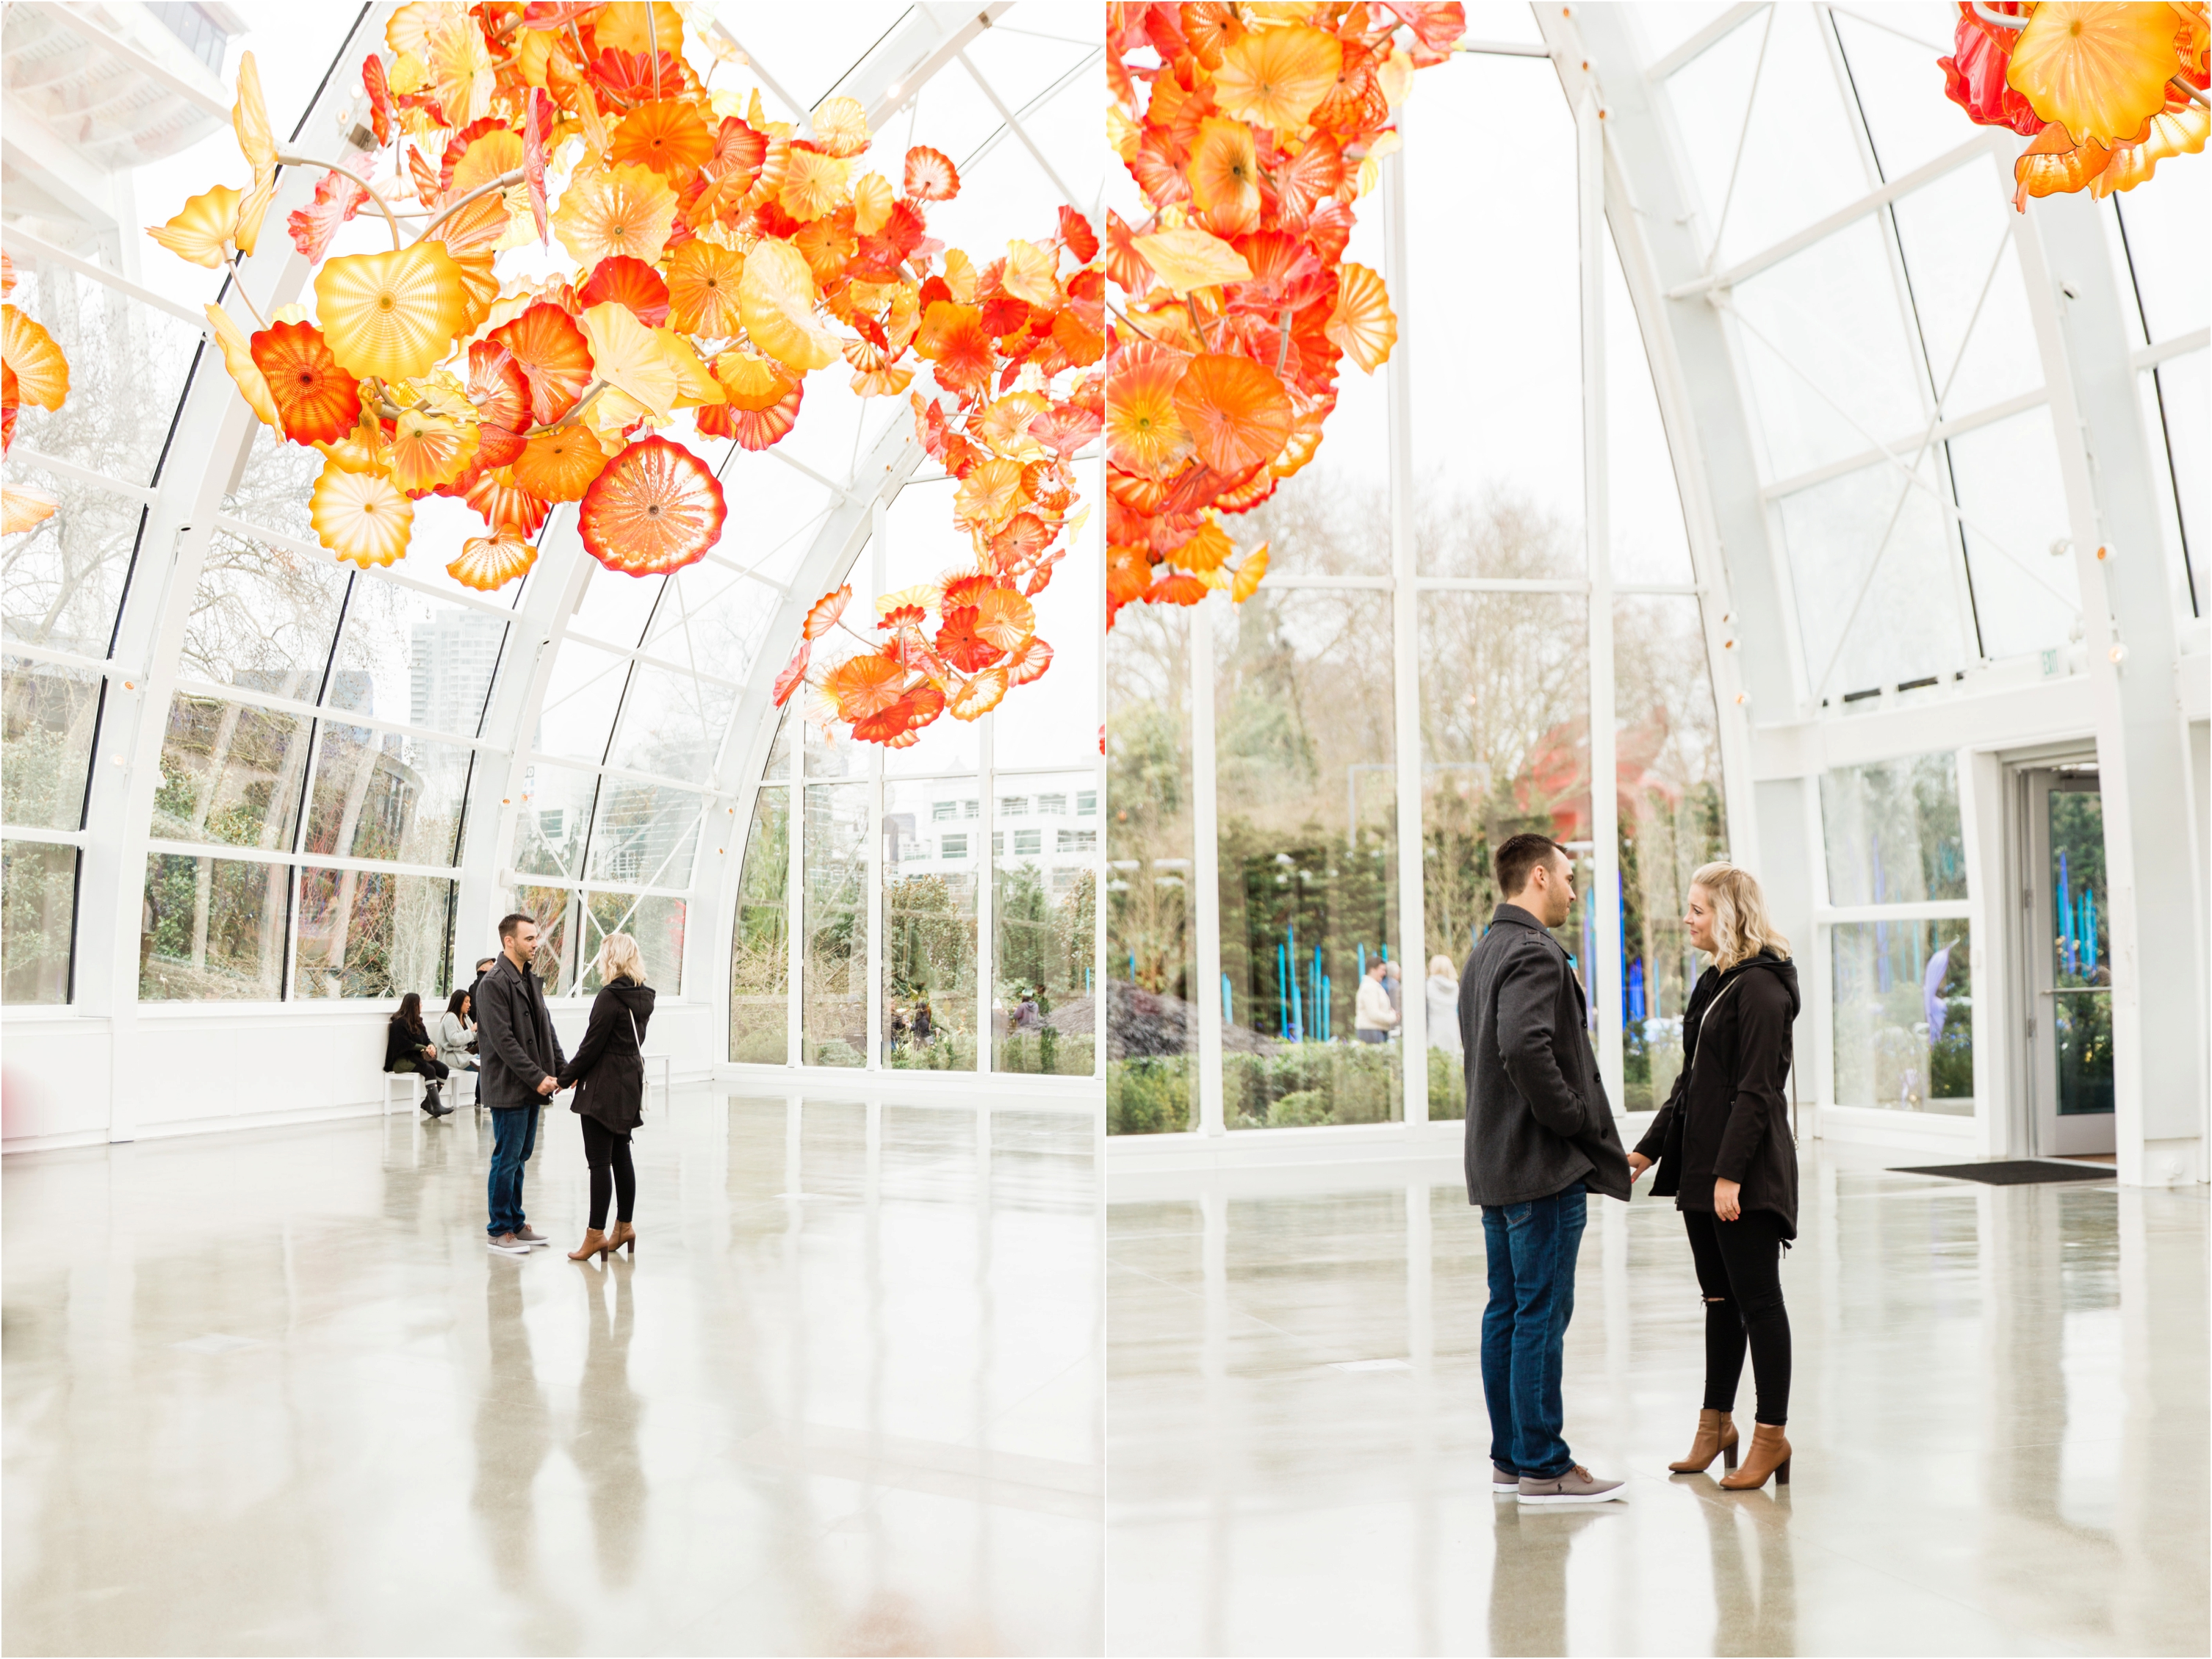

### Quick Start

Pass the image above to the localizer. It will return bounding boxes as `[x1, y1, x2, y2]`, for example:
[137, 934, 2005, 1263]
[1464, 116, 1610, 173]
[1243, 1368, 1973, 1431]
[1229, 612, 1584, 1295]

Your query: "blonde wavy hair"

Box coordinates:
[597, 932, 646, 985]
[1690, 862, 1790, 971]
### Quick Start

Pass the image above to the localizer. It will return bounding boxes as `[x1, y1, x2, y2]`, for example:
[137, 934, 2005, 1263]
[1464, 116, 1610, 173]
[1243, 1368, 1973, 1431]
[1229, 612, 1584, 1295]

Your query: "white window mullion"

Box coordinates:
[1384, 148, 1427, 1131]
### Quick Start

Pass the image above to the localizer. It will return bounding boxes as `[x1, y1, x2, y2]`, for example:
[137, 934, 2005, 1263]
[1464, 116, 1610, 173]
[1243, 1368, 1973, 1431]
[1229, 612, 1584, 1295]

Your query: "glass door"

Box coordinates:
[2023, 769, 2116, 1156]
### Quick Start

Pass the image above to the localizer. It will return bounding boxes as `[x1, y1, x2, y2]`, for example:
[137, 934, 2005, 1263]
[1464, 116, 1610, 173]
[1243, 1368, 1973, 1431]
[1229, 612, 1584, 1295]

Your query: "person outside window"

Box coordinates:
[559, 932, 656, 1262]
[384, 993, 452, 1118]
[1426, 955, 1463, 1059]
[477, 914, 565, 1258]
[1461, 832, 1631, 1505]
[1354, 958, 1398, 1043]
[1628, 862, 1801, 1491]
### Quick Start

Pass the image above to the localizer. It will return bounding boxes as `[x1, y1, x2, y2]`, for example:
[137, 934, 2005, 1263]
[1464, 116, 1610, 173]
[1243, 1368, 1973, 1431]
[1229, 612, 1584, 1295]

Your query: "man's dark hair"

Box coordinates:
[1494, 832, 1566, 902]
[497, 913, 534, 943]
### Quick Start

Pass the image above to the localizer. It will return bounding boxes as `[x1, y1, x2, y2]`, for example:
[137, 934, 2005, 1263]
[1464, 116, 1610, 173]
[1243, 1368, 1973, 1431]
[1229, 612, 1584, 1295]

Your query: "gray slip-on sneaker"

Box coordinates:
[1492, 1465, 1520, 1494]
[486, 1233, 530, 1256]
[1518, 1466, 1626, 1505]
[514, 1225, 550, 1246]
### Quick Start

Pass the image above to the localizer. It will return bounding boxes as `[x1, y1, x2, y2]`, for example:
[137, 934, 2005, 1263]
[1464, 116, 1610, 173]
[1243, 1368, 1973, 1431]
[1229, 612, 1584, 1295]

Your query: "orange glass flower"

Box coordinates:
[1, 306, 70, 412]
[1173, 353, 1294, 475]
[491, 302, 596, 425]
[826, 651, 908, 720]
[447, 530, 538, 592]
[2006, 1, 2185, 144]
[464, 467, 550, 538]
[387, 408, 480, 495]
[1187, 117, 1263, 236]
[699, 378, 803, 450]
[249, 320, 361, 445]
[666, 240, 744, 335]
[1106, 347, 1195, 477]
[611, 99, 714, 184]
[1325, 262, 1397, 373]
[579, 254, 671, 325]
[577, 433, 727, 575]
[914, 301, 993, 395]
[148, 185, 243, 268]
[514, 424, 610, 501]
[904, 145, 961, 201]
[1213, 24, 1342, 132]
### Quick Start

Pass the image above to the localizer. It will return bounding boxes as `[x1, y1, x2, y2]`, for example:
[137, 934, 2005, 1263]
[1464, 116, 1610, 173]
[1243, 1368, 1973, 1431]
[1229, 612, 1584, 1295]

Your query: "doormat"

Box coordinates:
[1892, 1160, 2116, 1185]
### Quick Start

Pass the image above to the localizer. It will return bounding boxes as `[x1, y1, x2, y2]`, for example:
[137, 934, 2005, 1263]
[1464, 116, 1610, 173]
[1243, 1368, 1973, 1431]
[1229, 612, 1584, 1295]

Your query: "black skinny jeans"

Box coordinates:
[1682, 1207, 1791, 1425]
[580, 1115, 635, 1231]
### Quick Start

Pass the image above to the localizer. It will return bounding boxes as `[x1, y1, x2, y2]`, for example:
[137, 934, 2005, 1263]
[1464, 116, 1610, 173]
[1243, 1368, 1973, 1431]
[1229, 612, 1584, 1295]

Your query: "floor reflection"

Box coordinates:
[1, 1089, 1100, 1655]
[1106, 1148, 2208, 1657]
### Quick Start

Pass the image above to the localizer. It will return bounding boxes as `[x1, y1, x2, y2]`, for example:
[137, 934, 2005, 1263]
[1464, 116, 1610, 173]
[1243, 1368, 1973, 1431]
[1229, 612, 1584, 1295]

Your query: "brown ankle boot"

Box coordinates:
[1668, 1408, 1739, 1474]
[568, 1228, 611, 1261]
[608, 1220, 636, 1254]
[1718, 1422, 1791, 1489]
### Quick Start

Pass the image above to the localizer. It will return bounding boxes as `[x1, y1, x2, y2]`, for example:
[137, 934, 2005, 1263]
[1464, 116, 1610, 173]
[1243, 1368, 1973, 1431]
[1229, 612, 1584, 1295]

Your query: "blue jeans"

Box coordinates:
[486, 1104, 539, 1237]
[1480, 1180, 1588, 1480]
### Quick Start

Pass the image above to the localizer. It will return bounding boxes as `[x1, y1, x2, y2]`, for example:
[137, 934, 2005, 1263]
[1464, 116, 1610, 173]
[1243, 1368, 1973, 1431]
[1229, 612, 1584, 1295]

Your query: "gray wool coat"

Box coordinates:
[1459, 904, 1631, 1207]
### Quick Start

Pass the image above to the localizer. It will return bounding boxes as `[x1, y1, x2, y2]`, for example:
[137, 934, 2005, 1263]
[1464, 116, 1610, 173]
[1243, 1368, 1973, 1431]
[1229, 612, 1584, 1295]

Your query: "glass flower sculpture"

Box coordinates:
[1938, 2, 2209, 206]
[1103, 2, 1466, 627]
[1, 251, 70, 534]
[159, 4, 1100, 747]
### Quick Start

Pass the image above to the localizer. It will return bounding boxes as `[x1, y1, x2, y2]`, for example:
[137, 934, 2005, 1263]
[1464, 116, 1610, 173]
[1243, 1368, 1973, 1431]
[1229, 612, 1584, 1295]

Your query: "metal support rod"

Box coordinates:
[1192, 607, 1225, 1136]
[1385, 148, 1427, 1129]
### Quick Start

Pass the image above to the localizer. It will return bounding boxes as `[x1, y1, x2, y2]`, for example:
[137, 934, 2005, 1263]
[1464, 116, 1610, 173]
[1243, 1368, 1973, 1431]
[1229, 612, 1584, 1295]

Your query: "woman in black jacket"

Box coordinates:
[1628, 863, 1801, 1490]
[559, 932, 656, 1261]
[384, 993, 453, 1117]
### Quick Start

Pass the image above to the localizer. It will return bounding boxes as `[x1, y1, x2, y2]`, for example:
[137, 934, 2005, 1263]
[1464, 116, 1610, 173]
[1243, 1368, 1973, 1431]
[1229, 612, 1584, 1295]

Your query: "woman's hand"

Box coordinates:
[1714, 1177, 1742, 1221]
[1627, 1152, 1653, 1181]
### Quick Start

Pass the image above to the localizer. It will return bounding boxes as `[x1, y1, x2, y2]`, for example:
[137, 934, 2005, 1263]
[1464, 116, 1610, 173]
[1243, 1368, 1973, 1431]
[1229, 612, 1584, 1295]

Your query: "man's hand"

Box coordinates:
[1714, 1176, 1741, 1220]
[536, 1076, 557, 1097]
[1627, 1152, 1653, 1181]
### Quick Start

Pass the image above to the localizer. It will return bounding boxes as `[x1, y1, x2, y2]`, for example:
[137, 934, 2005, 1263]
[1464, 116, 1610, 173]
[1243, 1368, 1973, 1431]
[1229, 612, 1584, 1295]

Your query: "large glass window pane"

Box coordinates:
[994, 768, 1096, 1077]
[1734, 218, 1925, 483]
[305, 726, 471, 868]
[1888, 164, 2043, 417]
[1419, 591, 1591, 1121]
[566, 564, 664, 651]
[2, 655, 99, 831]
[1665, 4, 1874, 270]
[1217, 589, 1401, 1129]
[581, 892, 685, 995]
[586, 779, 703, 889]
[1831, 918, 1973, 1115]
[1405, 51, 1581, 575]
[511, 763, 598, 883]
[534, 640, 629, 764]
[181, 528, 349, 701]
[2, 259, 202, 489]
[1, 465, 141, 656]
[1107, 605, 1197, 1134]
[883, 777, 978, 1070]
[1776, 456, 1972, 696]
[1607, 223, 1694, 584]
[1820, 752, 1967, 905]
[992, 509, 1104, 769]
[150, 695, 311, 851]
[802, 782, 868, 1066]
[729, 787, 789, 1063]
[642, 563, 779, 686]
[2, 840, 76, 1003]
[294, 868, 453, 1001]
[336, 582, 504, 738]
[1947, 405, 2080, 661]
[605, 663, 734, 780]
[140, 853, 287, 1001]
[510, 885, 580, 996]
[1615, 597, 1729, 1112]
[2115, 191, 2208, 344]
[1831, 9, 1991, 183]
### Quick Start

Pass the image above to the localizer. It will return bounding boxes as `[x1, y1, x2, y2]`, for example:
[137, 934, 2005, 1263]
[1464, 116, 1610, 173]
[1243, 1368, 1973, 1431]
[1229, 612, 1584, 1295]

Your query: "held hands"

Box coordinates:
[1714, 1177, 1742, 1221]
[536, 1075, 558, 1098]
[1626, 1152, 1654, 1181]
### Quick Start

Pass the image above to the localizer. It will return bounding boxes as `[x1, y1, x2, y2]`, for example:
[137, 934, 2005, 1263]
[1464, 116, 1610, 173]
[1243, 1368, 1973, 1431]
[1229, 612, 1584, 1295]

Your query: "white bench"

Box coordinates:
[381, 1069, 475, 1114]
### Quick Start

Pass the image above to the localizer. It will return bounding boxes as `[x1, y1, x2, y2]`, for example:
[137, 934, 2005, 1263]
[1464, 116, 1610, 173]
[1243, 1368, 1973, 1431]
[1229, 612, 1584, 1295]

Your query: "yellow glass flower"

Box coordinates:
[554, 162, 678, 267]
[810, 96, 873, 158]
[1129, 226, 1254, 295]
[779, 147, 851, 222]
[738, 238, 842, 371]
[666, 239, 745, 336]
[310, 458, 414, 567]
[1214, 24, 1343, 132]
[581, 301, 682, 420]
[314, 242, 472, 384]
[148, 185, 244, 268]
[1325, 262, 1397, 373]
[2006, 1, 2188, 144]
[447, 530, 537, 593]
[851, 171, 895, 235]
[714, 349, 799, 411]
[1187, 117, 1264, 235]
[2093, 90, 2209, 195]
[1, 305, 71, 411]
[2, 486, 59, 536]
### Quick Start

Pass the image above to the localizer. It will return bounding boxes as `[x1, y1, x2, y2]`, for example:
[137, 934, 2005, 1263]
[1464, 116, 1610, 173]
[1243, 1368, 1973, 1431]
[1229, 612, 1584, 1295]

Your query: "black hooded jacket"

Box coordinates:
[1635, 951, 1802, 1238]
[559, 979, 657, 1134]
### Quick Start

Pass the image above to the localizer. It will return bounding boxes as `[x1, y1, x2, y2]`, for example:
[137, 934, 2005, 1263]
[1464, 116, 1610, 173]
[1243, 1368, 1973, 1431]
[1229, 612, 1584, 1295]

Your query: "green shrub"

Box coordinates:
[1109, 1055, 1193, 1134]
[1268, 1088, 1330, 1126]
[1427, 1046, 1466, 1121]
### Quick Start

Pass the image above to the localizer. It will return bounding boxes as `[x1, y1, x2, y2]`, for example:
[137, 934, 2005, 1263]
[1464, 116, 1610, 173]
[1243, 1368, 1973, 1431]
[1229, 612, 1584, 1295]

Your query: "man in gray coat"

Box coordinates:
[1460, 833, 1631, 1505]
[477, 913, 566, 1256]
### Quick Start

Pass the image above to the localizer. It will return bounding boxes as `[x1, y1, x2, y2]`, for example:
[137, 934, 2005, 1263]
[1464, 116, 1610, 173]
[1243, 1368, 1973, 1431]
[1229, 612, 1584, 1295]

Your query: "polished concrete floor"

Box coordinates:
[1108, 1148, 2210, 1657]
[4, 1090, 1100, 1656]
